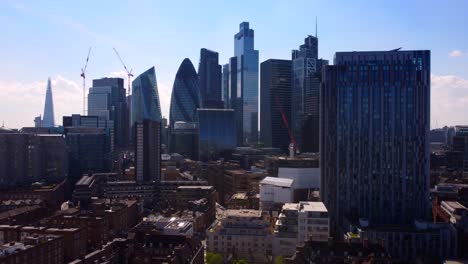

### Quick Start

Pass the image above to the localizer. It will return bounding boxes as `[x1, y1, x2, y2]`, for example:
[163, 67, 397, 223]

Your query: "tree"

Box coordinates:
[233, 259, 248, 264]
[275, 256, 284, 264]
[206, 252, 223, 264]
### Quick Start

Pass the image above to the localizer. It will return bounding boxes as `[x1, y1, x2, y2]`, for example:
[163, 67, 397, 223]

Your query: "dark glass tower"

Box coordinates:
[234, 22, 259, 145]
[260, 59, 292, 152]
[135, 119, 161, 183]
[131, 67, 162, 125]
[198, 109, 236, 162]
[291, 35, 327, 152]
[320, 50, 431, 236]
[169, 58, 201, 128]
[222, 64, 230, 108]
[198, 48, 223, 108]
[89, 77, 128, 148]
[42, 77, 55, 127]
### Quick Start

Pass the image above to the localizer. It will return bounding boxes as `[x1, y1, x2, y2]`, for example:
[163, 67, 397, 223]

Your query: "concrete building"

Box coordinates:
[259, 177, 294, 210]
[206, 209, 272, 263]
[223, 169, 267, 201]
[134, 119, 161, 183]
[273, 202, 329, 257]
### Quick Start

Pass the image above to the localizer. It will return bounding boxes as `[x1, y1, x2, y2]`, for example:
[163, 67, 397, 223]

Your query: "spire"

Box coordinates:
[315, 16, 318, 38]
[42, 77, 55, 127]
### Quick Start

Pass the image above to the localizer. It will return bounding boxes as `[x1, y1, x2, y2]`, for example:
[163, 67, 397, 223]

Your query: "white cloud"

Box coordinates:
[0, 76, 82, 129]
[448, 50, 464, 57]
[431, 74, 468, 127]
[109, 71, 128, 79]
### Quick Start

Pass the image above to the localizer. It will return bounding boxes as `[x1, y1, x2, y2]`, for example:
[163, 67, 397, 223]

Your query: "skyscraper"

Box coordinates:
[260, 59, 292, 152]
[291, 35, 326, 153]
[222, 64, 230, 108]
[198, 48, 222, 108]
[169, 58, 201, 128]
[42, 77, 55, 127]
[234, 22, 259, 145]
[198, 108, 236, 161]
[131, 67, 162, 125]
[88, 77, 128, 148]
[135, 119, 161, 183]
[320, 50, 431, 236]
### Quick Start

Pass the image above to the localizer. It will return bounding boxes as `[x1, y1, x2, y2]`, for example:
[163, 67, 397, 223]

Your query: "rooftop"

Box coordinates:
[260, 177, 294, 187]
[300, 201, 328, 212]
[226, 209, 262, 218]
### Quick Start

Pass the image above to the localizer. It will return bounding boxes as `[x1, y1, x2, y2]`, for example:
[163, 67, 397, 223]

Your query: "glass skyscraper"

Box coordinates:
[42, 77, 55, 127]
[169, 58, 201, 128]
[222, 64, 230, 109]
[234, 22, 259, 145]
[320, 50, 431, 236]
[198, 109, 236, 162]
[260, 59, 292, 152]
[131, 67, 162, 126]
[291, 36, 328, 152]
[198, 48, 223, 108]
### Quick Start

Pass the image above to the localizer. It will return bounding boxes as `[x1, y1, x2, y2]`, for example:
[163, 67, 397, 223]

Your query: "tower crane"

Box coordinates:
[113, 48, 133, 97]
[274, 95, 299, 156]
[80, 47, 92, 115]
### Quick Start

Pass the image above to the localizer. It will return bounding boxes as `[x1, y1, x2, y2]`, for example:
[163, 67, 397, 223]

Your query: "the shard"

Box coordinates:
[42, 77, 55, 127]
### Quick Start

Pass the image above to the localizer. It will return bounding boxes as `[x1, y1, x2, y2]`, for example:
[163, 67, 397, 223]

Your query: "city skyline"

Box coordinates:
[1, 0, 468, 128]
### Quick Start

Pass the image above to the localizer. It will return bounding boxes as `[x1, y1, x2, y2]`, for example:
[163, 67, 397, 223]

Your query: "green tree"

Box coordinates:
[233, 259, 248, 264]
[206, 252, 223, 264]
[275, 256, 284, 264]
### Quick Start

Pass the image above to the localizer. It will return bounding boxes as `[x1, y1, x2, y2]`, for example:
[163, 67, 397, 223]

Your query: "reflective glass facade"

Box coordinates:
[222, 64, 229, 108]
[169, 58, 201, 128]
[198, 48, 223, 108]
[131, 67, 162, 125]
[320, 50, 431, 236]
[198, 109, 236, 161]
[234, 22, 259, 145]
[260, 59, 292, 152]
[42, 77, 55, 127]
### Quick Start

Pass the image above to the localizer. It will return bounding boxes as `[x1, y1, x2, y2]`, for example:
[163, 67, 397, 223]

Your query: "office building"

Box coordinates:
[206, 210, 272, 263]
[259, 177, 294, 211]
[169, 58, 201, 128]
[131, 67, 162, 126]
[234, 22, 259, 145]
[30, 134, 68, 182]
[198, 48, 223, 108]
[274, 202, 329, 257]
[260, 59, 292, 152]
[0, 130, 30, 187]
[63, 114, 115, 152]
[41, 77, 55, 128]
[88, 77, 128, 148]
[228, 56, 243, 145]
[197, 108, 236, 161]
[320, 50, 431, 236]
[134, 119, 161, 183]
[222, 64, 229, 108]
[291, 36, 328, 152]
[170, 121, 198, 160]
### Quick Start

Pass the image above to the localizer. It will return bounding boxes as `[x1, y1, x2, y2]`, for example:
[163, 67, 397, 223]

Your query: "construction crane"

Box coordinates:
[113, 47, 133, 97]
[274, 95, 298, 156]
[80, 47, 92, 115]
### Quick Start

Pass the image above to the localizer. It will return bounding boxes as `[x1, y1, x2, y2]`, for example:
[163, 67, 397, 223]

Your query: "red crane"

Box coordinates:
[113, 47, 133, 97]
[273, 95, 298, 153]
[80, 47, 92, 115]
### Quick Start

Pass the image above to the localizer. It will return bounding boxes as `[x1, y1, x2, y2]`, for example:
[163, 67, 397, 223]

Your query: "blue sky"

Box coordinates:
[1, 0, 468, 128]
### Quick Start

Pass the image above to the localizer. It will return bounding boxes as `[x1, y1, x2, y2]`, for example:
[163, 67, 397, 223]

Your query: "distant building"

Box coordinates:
[260, 59, 292, 152]
[222, 64, 230, 108]
[273, 202, 329, 257]
[206, 210, 272, 263]
[131, 67, 162, 130]
[88, 77, 128, 148]
[0, 234, 63, 264]
[34, 116, 42, 128]
[259, 177, 294, 211]
[223, 169, 267, 201]
[134, 119, 161, 183]
[321, 50, 431, 238]
[169, 58, 201, 128]
[234, 22, 259, 145]
[170, 121, 199, 160]
[197, 108, 236, 161]
[41, 77, 55, 128]
[198, 48, 223, 108]
[63, 114, 115, 152]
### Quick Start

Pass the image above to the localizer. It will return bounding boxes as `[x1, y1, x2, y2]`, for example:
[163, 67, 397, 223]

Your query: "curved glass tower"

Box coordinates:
[131, 66, 162, 125]
[169, 58, 201, 127]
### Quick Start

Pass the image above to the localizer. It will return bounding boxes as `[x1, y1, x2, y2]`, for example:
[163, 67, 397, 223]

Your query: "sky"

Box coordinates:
[1, 0, 467, 129]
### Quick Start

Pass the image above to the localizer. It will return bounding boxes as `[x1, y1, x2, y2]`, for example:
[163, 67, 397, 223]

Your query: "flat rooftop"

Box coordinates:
[227, 209, 262, 218]
[300, 201, 328, 212]
[260, 177, 293, 187]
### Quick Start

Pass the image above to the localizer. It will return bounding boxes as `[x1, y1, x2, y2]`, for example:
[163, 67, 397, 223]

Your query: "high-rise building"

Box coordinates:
[134, 120, 161, 183]
[228, 56, 242, 145]
[131, 67, 162, 126]
[291, 35, 329, 153]
[169, 58, 201, 128]
[88, 78, 128, 148]
[197, 108, 236, 161]
[320, 50, 431, 236]
[170, 121, 198, 160]
[198, 48, 222, 108]
[222, 64, 230, 108]
[42, 77, 55, 127]
[234, 22, 259, 145]
[260, 59, 292, 152]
